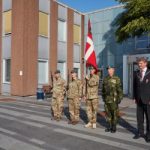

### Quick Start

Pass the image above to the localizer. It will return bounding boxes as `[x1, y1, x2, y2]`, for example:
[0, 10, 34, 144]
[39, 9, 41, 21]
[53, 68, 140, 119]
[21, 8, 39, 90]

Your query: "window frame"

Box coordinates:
[3, 59, 11, 84]
[58, 19, 67, 42]
[39, 11, 49, 37]
[38, 59, 49, 85]
[3, 10, 12, 35]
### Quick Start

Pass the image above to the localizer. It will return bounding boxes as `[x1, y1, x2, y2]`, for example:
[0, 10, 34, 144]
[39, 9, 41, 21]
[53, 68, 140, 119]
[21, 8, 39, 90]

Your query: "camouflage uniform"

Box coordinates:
[52, 77, 66, 120]
[67, 79, 82, 123]
[85, 74, 99, 127]
[102, 75, 123, 132]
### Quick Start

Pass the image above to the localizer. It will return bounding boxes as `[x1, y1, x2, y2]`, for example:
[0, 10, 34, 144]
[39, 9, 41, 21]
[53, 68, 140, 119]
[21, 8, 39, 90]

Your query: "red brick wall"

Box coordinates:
[11, 0, 38, 96]
[50, 0, 58, 79]
[50, 2, 83, 82]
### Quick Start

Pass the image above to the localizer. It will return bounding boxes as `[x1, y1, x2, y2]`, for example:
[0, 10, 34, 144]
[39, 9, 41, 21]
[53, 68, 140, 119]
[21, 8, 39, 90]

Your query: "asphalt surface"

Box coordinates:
[0, 96, 149, 150]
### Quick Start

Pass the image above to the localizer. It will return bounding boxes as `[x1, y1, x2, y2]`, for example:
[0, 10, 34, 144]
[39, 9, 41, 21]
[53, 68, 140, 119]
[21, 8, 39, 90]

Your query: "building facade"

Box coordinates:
[1, 1, 150, 97]
[0, 0, 84, 96]
[85, 6, 150, 97]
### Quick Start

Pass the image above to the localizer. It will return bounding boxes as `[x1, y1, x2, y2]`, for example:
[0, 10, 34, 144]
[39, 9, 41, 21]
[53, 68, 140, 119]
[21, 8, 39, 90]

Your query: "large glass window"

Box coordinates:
[3, 10, 12, 35]
[39, 12, 48, 37]
[74, 25, 81, 44]
[135, 33, 149, 49]
[58, 20, 66, 42]
[3, 59, 11, 83]
[38, 60, 48, 84]
[73, 63, 81, 78]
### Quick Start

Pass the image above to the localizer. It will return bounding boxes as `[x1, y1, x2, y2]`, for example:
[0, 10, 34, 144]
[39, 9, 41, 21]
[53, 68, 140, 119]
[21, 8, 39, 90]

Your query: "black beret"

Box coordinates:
[71, 69, 77, 74]
[106, 65, 115, 69]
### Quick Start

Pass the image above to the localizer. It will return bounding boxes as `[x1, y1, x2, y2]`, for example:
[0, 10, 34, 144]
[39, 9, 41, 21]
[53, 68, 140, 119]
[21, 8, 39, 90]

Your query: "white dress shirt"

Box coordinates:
[141, 67, 147, 80]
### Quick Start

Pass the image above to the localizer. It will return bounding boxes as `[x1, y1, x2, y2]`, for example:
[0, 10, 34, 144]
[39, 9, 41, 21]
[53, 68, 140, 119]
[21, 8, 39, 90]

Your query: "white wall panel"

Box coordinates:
[73, 44, 80, 62]
[39, 0, 50, 13]
[2, 36, 11, 58]
[74, 12, 81, 25]
[2, 0, 12, 11]
[58, 5, 67, 20]
[57, 41, 67, 61]
[38, 37, 49, 59]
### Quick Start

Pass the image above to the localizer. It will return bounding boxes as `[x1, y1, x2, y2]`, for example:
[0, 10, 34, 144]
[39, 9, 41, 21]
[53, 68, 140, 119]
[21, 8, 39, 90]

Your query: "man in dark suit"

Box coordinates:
[133, 57, 150, 143]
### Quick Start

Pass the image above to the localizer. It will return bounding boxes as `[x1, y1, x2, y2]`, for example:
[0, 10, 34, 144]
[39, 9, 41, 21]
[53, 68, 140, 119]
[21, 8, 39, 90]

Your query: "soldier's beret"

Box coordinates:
[54, 70, 60, 74]
[106, 65, 115, 69]
[71, 69, 77, 74]
[89, 66, 96, 70]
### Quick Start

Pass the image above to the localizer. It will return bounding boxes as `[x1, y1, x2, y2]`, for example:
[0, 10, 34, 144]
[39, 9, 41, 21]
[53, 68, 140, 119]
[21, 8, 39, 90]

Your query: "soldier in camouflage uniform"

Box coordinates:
[84, 67, 99, 129]
[67, 70, 82, 125]
[102, 65, 123, 133]
[51, 70, 66, 121]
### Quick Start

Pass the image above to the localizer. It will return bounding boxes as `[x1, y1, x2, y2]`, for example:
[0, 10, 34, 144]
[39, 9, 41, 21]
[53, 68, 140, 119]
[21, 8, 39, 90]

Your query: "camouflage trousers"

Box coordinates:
[86, 99, 99, 123]
[51, 97, 64, 118]
[68, 98, 80, 121]
[104, 102, 119, 126]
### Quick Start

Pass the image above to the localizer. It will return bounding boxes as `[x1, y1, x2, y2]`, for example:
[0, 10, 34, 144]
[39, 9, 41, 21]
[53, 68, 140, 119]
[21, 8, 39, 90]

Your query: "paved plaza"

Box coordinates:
[0, 96, 149, 150]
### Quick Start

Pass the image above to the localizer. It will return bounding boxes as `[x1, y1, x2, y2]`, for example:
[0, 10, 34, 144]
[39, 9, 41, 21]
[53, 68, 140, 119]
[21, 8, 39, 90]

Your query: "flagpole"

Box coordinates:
[84, 18, 98, 96]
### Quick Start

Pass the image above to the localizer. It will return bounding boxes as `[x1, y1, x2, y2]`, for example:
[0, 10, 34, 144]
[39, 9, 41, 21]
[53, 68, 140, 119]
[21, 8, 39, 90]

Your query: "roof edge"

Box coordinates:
[84, 4, 124, 15]
[55, 0, 84, 15]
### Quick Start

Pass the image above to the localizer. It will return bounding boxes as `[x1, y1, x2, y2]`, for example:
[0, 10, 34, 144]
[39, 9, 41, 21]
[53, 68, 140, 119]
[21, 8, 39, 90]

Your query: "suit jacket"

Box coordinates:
[133, 68, 150, 104]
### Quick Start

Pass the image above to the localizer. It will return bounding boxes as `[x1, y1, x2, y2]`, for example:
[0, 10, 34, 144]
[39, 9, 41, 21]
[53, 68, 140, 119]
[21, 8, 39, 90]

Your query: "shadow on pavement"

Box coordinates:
[118, 117, 137, 135]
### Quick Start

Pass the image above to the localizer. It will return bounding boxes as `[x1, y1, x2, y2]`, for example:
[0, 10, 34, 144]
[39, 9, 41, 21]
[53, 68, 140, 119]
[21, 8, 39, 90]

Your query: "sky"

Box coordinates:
[57, 0, 120, 13]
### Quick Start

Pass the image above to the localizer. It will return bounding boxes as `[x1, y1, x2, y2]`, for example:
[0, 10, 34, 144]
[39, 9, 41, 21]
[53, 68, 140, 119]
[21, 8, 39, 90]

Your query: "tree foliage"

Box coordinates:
[115, 0, 150, 42]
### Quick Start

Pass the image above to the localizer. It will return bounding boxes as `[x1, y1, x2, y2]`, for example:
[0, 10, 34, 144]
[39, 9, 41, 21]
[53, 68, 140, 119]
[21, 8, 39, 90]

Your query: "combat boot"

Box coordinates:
[85, 122, 92, 128]
[111, 125, 116, 133]
[72, 120, 79, 125]
[68, 120, 73, 124]
[92, 123, 96, 129]
[53, 116, 57, 120]
[105, 124, 111, 132]
[56, 117, 60, 121]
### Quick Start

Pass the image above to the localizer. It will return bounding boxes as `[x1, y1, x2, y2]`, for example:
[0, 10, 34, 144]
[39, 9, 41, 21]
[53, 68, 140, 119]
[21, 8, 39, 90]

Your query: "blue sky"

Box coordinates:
[57, 0, 119, 12]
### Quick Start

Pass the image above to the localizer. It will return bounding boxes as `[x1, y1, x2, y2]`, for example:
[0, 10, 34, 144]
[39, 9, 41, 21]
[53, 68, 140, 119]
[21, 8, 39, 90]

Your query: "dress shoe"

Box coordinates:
[145, 137, 150, 143]
[133, 134, 145, 139]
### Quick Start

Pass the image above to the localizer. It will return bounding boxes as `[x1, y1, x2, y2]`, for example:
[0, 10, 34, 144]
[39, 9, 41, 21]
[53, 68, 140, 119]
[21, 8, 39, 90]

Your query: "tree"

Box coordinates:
[115, 0, 150, 42]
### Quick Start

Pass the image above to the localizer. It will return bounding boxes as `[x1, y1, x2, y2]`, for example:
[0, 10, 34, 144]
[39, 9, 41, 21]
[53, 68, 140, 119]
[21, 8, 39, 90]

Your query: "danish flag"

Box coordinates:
[84, 19, 98, 70]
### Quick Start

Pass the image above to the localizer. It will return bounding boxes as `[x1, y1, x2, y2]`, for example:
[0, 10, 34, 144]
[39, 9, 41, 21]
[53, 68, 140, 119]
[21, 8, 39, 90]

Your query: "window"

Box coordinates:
[3, 10, 12, 35]
[3, 59, 11, 83]
[57, 62, 66, 80]
[73, 25, 81, 44]
[39, 12, 48, 37]
[38, 60, 48, 84]
[136, 40, 149, 49]
[135, 33, 149, 49]
[73, 63, 81, 78]
[58, 20, 66, 42]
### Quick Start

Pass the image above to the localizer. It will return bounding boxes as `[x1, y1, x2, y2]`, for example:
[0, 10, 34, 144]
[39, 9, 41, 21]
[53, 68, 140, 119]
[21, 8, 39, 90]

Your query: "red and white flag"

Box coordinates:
[84, 19, 98, 70]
